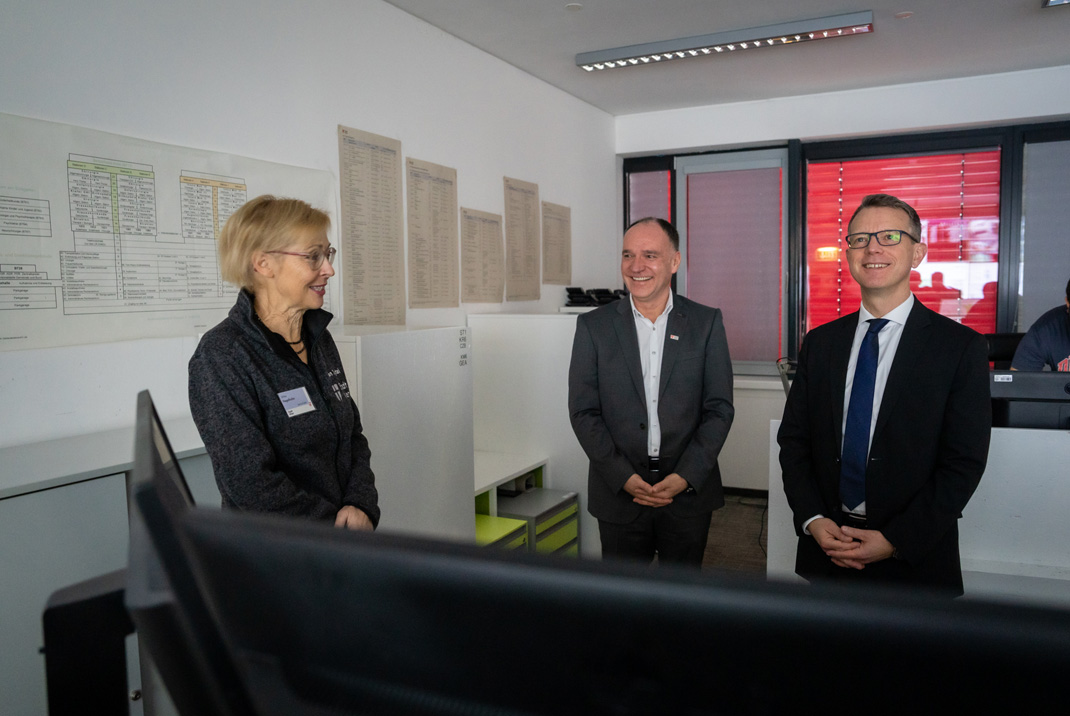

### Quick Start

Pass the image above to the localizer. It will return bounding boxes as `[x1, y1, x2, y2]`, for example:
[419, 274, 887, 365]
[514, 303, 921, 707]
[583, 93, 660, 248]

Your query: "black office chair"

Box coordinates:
[984, 333, 1025, 370]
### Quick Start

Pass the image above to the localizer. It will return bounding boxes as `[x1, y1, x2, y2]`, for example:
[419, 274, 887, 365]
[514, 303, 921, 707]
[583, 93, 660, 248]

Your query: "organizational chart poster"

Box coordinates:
[0, 113, 333, 351]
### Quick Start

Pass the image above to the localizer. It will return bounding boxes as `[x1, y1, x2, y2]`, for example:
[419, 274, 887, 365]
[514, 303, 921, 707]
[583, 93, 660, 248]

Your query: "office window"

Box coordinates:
[626, 169, 671, 224]
[677, 150, 788, 374]
[1020, 138, 1070, 329]
[805, 150, 1001, 333]
[624, 122, 1070, 361]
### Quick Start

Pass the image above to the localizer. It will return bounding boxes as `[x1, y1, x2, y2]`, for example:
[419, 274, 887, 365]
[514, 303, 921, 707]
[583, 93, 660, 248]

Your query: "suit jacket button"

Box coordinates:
[640, 423, 646, 430]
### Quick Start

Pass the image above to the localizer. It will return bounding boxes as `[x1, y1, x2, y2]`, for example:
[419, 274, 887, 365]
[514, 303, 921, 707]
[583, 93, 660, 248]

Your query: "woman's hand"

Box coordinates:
[335, 505, 374, 531]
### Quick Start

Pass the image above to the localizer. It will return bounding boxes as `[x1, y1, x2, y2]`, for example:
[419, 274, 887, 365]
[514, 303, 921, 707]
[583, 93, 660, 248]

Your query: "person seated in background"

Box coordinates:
[188, 195, 379, 530]
[1011, 277, 1070, 372]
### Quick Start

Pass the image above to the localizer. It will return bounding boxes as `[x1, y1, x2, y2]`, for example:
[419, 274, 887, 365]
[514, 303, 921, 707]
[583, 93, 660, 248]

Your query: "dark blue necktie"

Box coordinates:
[840, 318, 889, 511]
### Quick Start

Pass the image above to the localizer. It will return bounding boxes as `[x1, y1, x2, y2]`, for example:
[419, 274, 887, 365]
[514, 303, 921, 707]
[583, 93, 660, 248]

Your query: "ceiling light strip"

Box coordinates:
[576, 11, 873, 71]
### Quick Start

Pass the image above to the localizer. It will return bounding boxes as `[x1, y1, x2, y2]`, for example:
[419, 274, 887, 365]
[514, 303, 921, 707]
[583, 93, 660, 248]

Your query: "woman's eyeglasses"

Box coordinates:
[267, 247, 337, 269]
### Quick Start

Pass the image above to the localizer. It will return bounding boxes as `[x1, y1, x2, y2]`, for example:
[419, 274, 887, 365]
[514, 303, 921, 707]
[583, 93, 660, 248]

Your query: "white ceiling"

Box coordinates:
[382, 0, 1070, 116]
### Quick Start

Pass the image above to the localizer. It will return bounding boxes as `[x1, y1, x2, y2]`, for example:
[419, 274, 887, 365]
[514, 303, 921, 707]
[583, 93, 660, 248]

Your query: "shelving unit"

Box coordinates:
[498, 488, 580, 557]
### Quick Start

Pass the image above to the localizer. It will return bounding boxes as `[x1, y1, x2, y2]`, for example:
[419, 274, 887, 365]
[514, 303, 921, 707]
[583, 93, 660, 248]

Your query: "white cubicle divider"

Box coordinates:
[767, 419, 1070, 605]
[958, 427, 1070, 602]
[468, 314, 597, 556]
[765, 421, 807, 584]
[334, 326, 475, 542]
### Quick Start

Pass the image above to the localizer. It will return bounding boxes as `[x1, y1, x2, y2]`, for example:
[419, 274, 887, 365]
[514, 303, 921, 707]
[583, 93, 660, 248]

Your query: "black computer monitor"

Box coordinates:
[126, 389, 255, 716]
[178, 507, 1070, 716]
[43, 569, 133, 716]
[990, 370, 1070, 428]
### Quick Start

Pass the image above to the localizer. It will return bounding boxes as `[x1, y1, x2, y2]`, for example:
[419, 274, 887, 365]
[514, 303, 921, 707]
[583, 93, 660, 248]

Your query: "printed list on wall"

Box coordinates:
[338, 125, 406, 325]
[460, 208, 504, 303]
[541, 201, 571, 286]
[406, 158, 458, 309]
[503, 176, 541, 302]
[0, 113, 333, 351]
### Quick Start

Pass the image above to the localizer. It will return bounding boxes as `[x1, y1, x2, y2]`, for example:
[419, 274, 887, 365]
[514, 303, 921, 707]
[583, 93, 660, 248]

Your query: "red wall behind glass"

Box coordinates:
[806, 151, 1000, 333]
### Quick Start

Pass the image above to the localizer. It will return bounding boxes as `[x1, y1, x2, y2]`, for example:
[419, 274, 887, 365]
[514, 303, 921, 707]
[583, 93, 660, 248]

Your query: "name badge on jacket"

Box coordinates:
[278, 387, 316, 417]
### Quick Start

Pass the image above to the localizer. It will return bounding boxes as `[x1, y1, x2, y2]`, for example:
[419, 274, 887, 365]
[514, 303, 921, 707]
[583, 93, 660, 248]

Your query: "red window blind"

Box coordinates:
[805, 151, 1001, 333]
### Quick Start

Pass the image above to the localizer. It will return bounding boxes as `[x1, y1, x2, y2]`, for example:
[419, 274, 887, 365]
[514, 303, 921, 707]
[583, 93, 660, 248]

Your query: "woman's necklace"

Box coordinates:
[253, 305, 305, 354]
[285, 334, 306, 355]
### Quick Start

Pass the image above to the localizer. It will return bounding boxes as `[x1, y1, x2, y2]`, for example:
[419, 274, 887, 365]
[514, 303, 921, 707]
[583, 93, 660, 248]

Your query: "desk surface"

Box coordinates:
[3, 428, 547, 502]
[0, 415, 205, 500]
[474, 450, 548, 495]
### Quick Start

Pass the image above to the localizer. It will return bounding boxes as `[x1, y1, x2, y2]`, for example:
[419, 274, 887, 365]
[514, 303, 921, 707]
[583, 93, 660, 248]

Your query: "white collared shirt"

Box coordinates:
[803, 294, 915, 531]
[631, 292, 674, 457]
[839, 294, 914, 515]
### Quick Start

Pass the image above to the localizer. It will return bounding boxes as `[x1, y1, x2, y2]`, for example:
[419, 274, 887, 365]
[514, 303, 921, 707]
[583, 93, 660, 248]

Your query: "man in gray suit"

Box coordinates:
[568, 217, 734, 566]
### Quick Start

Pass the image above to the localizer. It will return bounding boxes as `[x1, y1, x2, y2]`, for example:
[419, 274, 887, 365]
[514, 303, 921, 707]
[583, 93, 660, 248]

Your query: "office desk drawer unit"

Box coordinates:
[474, 514, 529, 550]
[497, 488, 579, 556]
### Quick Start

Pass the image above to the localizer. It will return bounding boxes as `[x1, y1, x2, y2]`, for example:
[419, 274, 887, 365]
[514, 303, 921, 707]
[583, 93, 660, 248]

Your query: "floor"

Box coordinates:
[702, 491, 769, 574]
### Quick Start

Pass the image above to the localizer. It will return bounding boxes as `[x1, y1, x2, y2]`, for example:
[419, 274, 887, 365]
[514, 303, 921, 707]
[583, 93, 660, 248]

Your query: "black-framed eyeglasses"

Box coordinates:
[267, 246, 337, 269]
[844, 229, 917, 249]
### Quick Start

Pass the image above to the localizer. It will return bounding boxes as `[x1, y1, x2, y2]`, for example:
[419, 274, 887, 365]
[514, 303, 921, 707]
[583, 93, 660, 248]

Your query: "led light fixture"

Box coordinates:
[576, 11, 873, 71]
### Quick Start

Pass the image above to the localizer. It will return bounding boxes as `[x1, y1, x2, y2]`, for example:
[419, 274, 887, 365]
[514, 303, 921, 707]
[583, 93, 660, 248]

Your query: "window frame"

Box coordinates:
[622, 120, 1070, 362]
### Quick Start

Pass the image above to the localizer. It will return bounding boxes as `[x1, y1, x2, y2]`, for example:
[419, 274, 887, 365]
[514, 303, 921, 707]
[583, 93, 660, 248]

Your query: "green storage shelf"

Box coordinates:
[475, 513, 529, 549]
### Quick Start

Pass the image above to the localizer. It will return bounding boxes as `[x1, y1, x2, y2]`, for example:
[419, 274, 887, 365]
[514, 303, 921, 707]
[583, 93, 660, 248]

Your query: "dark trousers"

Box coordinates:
[598, 509, 713, 568]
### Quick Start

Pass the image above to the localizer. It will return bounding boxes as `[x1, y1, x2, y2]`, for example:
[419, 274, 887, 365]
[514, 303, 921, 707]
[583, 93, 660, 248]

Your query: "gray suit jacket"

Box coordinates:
[568, 294, 734, 523]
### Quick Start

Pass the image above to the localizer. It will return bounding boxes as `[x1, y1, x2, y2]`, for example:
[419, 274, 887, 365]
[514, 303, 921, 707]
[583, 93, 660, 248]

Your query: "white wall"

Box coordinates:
[617, 65, 1070, 154]
[0, 0, 619, 446]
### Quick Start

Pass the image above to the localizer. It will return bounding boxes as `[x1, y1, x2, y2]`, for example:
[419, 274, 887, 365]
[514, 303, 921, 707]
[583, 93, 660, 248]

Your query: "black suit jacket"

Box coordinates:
[568, 294, 734, 524]
[778, 299, 991, 594]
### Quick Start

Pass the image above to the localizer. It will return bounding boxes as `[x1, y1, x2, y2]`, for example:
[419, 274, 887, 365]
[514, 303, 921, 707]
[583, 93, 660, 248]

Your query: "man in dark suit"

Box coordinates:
[779, 194, 991, 595]
[569, 217, 734, 567]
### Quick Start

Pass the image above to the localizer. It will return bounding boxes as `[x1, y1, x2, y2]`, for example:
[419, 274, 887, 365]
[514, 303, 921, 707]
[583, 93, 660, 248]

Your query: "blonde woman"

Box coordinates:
[189, 195, 377, 530]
